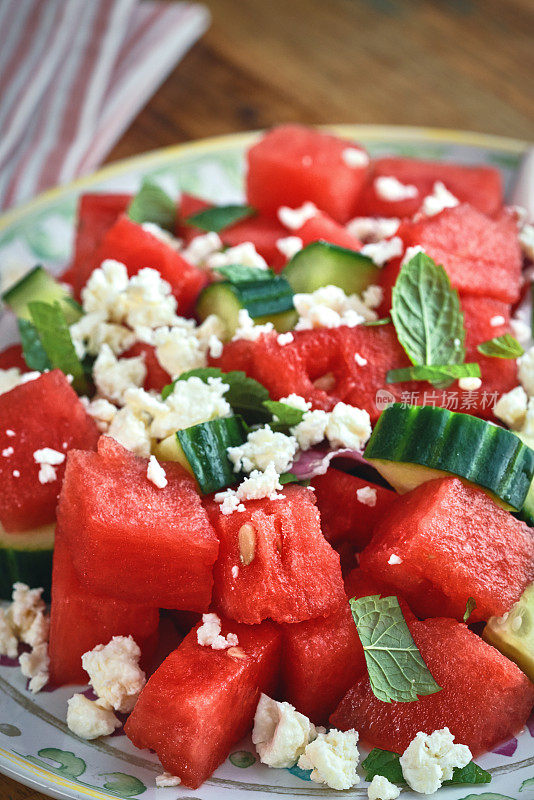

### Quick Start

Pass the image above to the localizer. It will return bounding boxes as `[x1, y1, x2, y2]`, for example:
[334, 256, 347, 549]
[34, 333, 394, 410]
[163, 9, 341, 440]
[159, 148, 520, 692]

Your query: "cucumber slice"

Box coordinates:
[2, 266, 82, 324]
[153, 435, 194, 476]
[196, 279, 297, 340]
[0, 523, 55, 601]
[282, 241, 380, 295]
[364, 403, 534, 511]
[483, 583, 534, 681]
[517, 430, 534, 525]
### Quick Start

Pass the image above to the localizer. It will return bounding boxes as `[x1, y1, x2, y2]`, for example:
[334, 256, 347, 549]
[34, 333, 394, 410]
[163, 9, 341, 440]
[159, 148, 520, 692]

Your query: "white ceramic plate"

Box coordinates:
[0, 126, 533, 800]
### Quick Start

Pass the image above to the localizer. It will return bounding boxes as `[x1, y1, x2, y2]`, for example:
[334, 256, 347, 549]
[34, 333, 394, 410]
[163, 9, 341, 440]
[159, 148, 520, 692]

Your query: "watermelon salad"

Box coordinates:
[1, 124, 534, 797]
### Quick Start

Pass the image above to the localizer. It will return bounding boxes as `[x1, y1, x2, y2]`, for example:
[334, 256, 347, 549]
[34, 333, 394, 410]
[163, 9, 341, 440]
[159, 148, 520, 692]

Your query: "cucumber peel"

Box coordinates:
[282, 241, 380, 295]
[0, 523, 55, 601]
[483, 583, 534, 681]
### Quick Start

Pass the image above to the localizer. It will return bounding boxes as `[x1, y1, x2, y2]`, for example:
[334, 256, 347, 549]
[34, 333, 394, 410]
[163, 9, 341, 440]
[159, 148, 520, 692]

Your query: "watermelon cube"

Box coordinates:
[58, 437, 219, 610]
[246, 125, 369, 223]
[359, 477, 534, 622]
[0, 370, 99, 532]
[49, 529, 159, 686]
[221, 213, 290, 271]
[399, 205, 522, 303]
[290, 210, 363, 251]
[355, 156, 503, 218]
[125, 618, 281, 788]
[71, 193, 132, 298]
[121, 342, 171, 393]
[0, 344, 27, 371]
[93, 215, 208, 315]
[330, 617, 534, 756]
[206, 485, 345, 624]
[312, 468, 397, 548]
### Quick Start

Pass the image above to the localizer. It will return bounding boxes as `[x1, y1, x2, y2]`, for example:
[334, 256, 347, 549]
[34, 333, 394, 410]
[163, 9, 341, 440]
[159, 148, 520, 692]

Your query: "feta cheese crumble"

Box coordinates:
[0, 368, 24, 396]
[81, 635, 146, 713]
[374, 176, 419, 202]
[490, 314, 506, 327]
[354, 353, 368, 367]
[196, 613, 239, 650]
[388, 554, 403, 565]
[182, 232, 223, 266]
[399, 728, 471, 794]
[346, 217, 400, 243]
[107, 407, 151, 458]
[519, 223, 534, 261]
[232, 309, 274, 341]
[368, 775, 401, 800]
[325, 403, 372, 450]
[155, 773, 181, 788]
[519, 346, 534, 396]
[293, 285, 376, 331]
[93, 345, 146, 405]
[67, 694, 121, 739]
[228, 426, 298, 474]
[2, 446, 13, 457]
[402, 244, 426, 266]
[277, 332, 294, 345]
[252, 694, 318, 769]
[420, 181, 459, 217]
[33, 447, 65, 484]
[278, 202, 318, 230]
[511, 317, 531, 345]
[360, 236, 404, 267]
[494, 386, 528, 429]
[0, 609, 18, 658]
[19, 642, 50, 693]
[342, 147, 369, 168]
[215, 462, 285, 514]
[362, 284, 384, 309]
[80, 397, 118, 432]
[357, 486, 377, 506]
[276, 236, 303, 260]
[290, 409, 329, 451]
[152, 325, 205, 379]
[207, 241, 268, 271]
[297, 728, 360, 790]
[147, 455, 167, 488]
[279, 394, 312, 412]
[458, 376, 482, 392]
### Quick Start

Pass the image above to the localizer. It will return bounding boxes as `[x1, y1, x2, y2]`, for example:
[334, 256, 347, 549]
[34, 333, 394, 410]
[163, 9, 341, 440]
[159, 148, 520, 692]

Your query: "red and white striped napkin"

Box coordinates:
[0, 0, 210, 211]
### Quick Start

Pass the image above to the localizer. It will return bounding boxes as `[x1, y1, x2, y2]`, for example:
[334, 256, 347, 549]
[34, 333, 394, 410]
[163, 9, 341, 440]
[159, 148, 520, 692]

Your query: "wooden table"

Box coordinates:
[2, 0, 533, 798]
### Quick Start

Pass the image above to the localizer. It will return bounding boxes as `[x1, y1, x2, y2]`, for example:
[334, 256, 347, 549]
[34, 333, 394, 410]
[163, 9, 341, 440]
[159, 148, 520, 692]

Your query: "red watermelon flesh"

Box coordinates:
[399, 205, 522, 303]
[206, 485, 345, 624]
[124, 618, 281, 789]
[121, 342, 171, 393]
[281, 568, 415, 724]
[331, 617, 534, 756]
[49, 529, 159, 686]
[71, 193, 132, 298]
[311, 468, 397, 548]
[246, 124, 369, 223]
[58, 437, 219, 610]
[291, 210, 363, 251]
[359, 477, 534, 622]
[176, 193, 212, 244]
[354, 156, 502, 218]
[0, 370, 99, 532]
[221, 214, 289, 271]
[92, 216, 208, 315]
[0, 344, 27, 371]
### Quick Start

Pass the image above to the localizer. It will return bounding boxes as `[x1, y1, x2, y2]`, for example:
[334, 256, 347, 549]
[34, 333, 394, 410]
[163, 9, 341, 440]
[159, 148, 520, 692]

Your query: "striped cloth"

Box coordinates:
[0, 0, 210, 211]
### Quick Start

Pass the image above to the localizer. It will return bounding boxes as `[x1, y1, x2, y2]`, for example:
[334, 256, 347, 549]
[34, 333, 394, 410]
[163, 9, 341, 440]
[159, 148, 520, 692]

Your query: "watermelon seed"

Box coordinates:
[227, 646, 247, 660]
[238, 523, 256, 566]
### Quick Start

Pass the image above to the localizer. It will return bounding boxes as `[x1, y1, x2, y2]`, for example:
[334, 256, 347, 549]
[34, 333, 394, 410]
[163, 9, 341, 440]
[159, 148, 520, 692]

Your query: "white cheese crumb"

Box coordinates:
[147, 455, 167, 489]
[155, 772, 181, 788]
[402, 245, 426, 266]
[294, 285, 376, 331]
[374, 176, 419, 202]
[490, 314, 506, 327]
[297, 728, 360, 790]
[19, 642, 49, 693]
[81, 635, 146, 713]
[360, 236, 404, 267]
[0, 368, 23, 396]
[231, 565, 239, 579]
[399, 728, 471, 794]
[368, 774, 401, 800]
[153, 325, 205, 379]
[326, 403, 372, 450]
[519, 223, 534, 261]
[494, 386, 528, 429]
[252, 693, 318, 769]
[279, 394, 312, 412]
[354, 353, 368, 367]
[93, 344, 146, 405]
[277, 332, 294, 346]
[346, 217, 400, 243]
[182, 232, 223, 266]
[458, 377, 482, 391]
[357, 486, 377, 506]
[290, 409, 329, 451]
[141, 222, 181, 249]
[342, 147, 369, 168]
[12, 470, 20, 478]
[232, 309, 274, 341]
[207, 241, 268, 271]
[276, 236, 303, 260]
[215, 462, 285, 514]
[196, 613, 239, 650]
[67, 694, 121, 739]
[81, 397, 118, 433]
[362, 284, 384, 309]
[208, 334, 224, 359]
[278, 202, 318, 231]
[0, 609, 18, 658]
[6, 429, 15, 437]
[388, 554, 403, 565]
[519, 346, 534, 397]
[2, 447, 13, 457]
[33, 448, 65, 485]
[511, 318, 531, 345]
[227, 426, 298, 474]
[107, 407, 151, 458]
[420, 181, 459, 217]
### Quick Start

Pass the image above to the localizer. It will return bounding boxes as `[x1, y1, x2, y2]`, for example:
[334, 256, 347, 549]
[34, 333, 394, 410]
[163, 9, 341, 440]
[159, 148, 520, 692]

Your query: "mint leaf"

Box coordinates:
[386, 363, 481, 385]
[214, 265, 274, 284]
[187, 204, 256, 232]
[463, 597, 477, 623]
[279, 472, 300, 485]
[477, 334, 524, 359]
[364, 317, 392, 327]
[349, 595, 442, 703]
[361, 749, 404, 784]
[163, 367, 271, 425]
[127, 178, 176, 231]
[264, 400, 305, 431]
[18, 318, 51, 372]
[391, 253, 465, 367]
[361, 748, 490, 786]
[28, 301, 88, 393]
